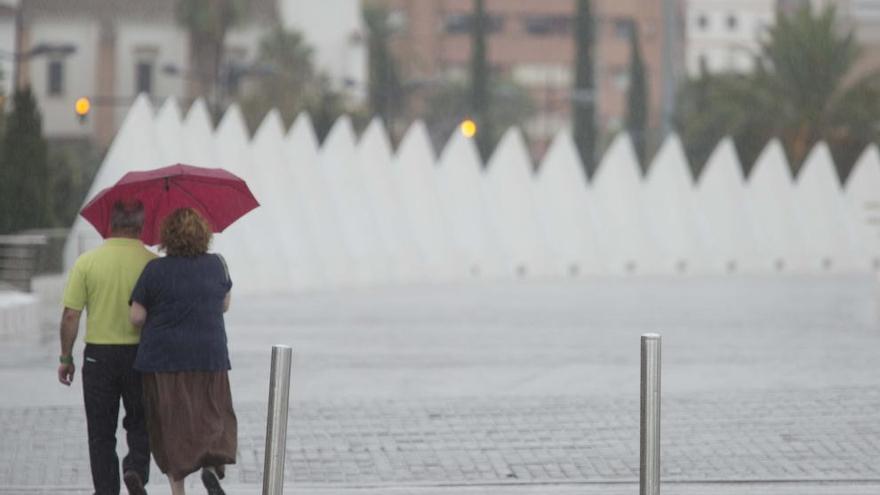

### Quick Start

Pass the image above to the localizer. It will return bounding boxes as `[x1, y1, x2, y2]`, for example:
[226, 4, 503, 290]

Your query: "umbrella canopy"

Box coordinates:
[81, 164, 259, 245]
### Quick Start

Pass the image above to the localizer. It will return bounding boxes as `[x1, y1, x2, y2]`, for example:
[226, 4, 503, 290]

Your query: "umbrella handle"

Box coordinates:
[164, 177, 170, 191]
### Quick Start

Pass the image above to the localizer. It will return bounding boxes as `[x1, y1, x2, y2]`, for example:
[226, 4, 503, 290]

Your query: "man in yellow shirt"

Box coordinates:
[58, 200, 156, 495]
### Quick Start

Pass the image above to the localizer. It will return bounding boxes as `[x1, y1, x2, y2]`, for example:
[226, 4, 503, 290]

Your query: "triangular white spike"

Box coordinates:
[643, 134, 703, 274]
[795, 142, 859, 272]
[483, 128, 552, 278]
[435, 129, 506, 279]
[356, 118, 422, 283]
[250, 109, 321, 291]
[285, 112, 352, 288]
[154, 97, 185, 165]
[535, 130, 603, 276]
[392, 121, 454, 281]
[211, 104, 262, 294]
[845, 145, 880, 271]
[745, 139, 806, 272]
[320, 116, 386, 286]
[64, 95, 158, 269]
[694, 137, 758, 273]
[182, 98, 216, 165]
[591, 133, 651, 274]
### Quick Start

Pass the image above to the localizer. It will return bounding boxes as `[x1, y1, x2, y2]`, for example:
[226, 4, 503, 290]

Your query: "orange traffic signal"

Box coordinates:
[75, 97, 91, 122]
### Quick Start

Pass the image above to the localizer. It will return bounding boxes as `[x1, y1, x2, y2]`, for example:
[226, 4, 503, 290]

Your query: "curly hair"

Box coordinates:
[160, 208, 212, 257]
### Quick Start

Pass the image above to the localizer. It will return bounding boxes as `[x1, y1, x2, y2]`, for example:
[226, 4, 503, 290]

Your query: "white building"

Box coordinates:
[0, 1, 17, 97]
[8, 0, 365, 147]
[685, 0, 777, 76]
[279, 0, 367, 99]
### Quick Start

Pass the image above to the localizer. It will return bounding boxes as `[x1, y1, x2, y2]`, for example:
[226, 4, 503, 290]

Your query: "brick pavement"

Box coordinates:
[2, 387, 879, 490]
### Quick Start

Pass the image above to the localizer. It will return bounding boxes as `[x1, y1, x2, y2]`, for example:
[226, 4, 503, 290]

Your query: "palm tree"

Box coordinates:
[675, 5, 880, 178]
[176, 0, 249, 112]
[240, 27, 316, 130]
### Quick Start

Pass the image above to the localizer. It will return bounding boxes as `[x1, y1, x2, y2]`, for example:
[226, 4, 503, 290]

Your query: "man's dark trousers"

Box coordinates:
[82, 344, 150, 494]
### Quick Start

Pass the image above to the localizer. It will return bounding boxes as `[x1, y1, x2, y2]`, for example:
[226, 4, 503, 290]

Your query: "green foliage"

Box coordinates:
[573, 0, 597, 176]
[364, 5, 405, 127]
[471, 0, 493, 161]
[674, 5, 880, 178]
[425, 78, 535, 153]
[175, 0, 250, 114]
[238, 28, 355, 142]
[46, 140, 101, 228]
[0, 87, 50, 233]
[626, 22, 648, 169]
[240, 27, 316, 131]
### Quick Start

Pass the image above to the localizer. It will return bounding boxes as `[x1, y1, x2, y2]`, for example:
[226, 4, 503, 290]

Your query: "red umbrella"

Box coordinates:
[81, 164, 259, 245]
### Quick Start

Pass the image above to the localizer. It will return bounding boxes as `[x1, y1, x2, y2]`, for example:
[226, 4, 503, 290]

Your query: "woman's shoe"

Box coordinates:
[200, 467, 226, 495]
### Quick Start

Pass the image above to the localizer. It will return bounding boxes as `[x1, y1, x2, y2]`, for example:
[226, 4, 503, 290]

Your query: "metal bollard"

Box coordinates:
[262, 345, 293, 495]
[640, 333, 661, 495]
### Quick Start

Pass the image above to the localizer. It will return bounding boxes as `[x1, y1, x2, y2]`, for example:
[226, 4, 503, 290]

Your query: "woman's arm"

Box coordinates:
[130, 301, 148, 328]
[223, 292, 231, 313]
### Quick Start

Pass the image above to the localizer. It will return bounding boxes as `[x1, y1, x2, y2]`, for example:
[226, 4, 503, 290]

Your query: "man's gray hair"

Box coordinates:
[110, 200, 145, 234]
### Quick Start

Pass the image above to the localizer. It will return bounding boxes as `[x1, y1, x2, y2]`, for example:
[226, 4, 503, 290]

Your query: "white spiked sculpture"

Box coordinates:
[435, 130, 506, 279]
[182, 99, 217, 166]
[392, 121, 454, 281]
[320, 117, 386, 286]
[535, 130, 602, 277]
[484, 128, 552, 278]
[695, 138, 757, 274]
[153, 97, 185, 165]
[356, 119, 421, 283]
[285, 113, 353, 288]
[68, 97, 880, 294]
[745, 139, 805, 273]
[211, 104, 263, 293]
[64, 94, 159, 269]
[251, 110, 320, 291]
[643, 134, 702, 274]
[591, 133, 651, 274]
[795, 142, 859, 272]
[845, 145, 880, 271]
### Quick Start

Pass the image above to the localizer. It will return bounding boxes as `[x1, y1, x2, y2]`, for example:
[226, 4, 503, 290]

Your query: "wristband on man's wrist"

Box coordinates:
[59, 355, 73, 365]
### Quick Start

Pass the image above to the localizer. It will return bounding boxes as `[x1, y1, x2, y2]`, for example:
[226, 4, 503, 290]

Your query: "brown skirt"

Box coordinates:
[142, 370, 237, 481]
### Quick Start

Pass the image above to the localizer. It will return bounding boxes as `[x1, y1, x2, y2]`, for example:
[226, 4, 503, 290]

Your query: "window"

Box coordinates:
[613, 18, 634, 39]
[135, 61, 153, 95]
[47, 60, 64, 96]
[697, 14, 709, 30]
[523, 15, 572, 36]
[727, 14, 738, 30]
[444, 13, 504, 34]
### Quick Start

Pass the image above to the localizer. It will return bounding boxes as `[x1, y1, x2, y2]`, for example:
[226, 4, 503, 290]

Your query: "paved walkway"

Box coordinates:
[2, 388, 879, 490]
[1, 275, 879, 493]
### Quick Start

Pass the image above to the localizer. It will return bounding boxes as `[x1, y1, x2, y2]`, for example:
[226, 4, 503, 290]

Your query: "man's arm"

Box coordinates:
[58, 307, 81, 386]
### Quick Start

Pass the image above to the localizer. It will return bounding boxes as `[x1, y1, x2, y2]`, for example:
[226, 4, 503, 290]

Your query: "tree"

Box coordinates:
[364, 5, 404, 129]
[471, 0, 494, 161]
[0, 87, 50, 233]
[425, 78, 535, 153]
[626, 21, 649, 169]
[240, 27, 316, 131]
[675, 5, 880, 178]
[176, 0, 249, 115]
[572, 0, 597, 176]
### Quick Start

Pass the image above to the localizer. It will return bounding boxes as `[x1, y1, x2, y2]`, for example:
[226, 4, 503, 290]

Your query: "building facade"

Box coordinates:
[370, 0, 684, 155]
[685, 0, 776, 77]
[5, 0, 366, 148]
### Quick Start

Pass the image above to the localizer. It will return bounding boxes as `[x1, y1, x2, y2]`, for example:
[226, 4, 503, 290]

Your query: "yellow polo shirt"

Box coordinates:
[62, 238, 157, 344]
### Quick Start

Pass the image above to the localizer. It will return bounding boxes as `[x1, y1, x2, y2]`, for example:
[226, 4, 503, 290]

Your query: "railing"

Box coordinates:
[0, 234, 48, 292]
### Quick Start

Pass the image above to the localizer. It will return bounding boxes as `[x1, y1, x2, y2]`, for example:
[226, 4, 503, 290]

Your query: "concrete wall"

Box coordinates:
[64, 98, 880, 294]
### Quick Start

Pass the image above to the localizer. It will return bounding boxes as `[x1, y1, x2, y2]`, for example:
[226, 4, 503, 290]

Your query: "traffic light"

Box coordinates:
[75, 97, 91, 123]
[460, 118, 477, 138]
